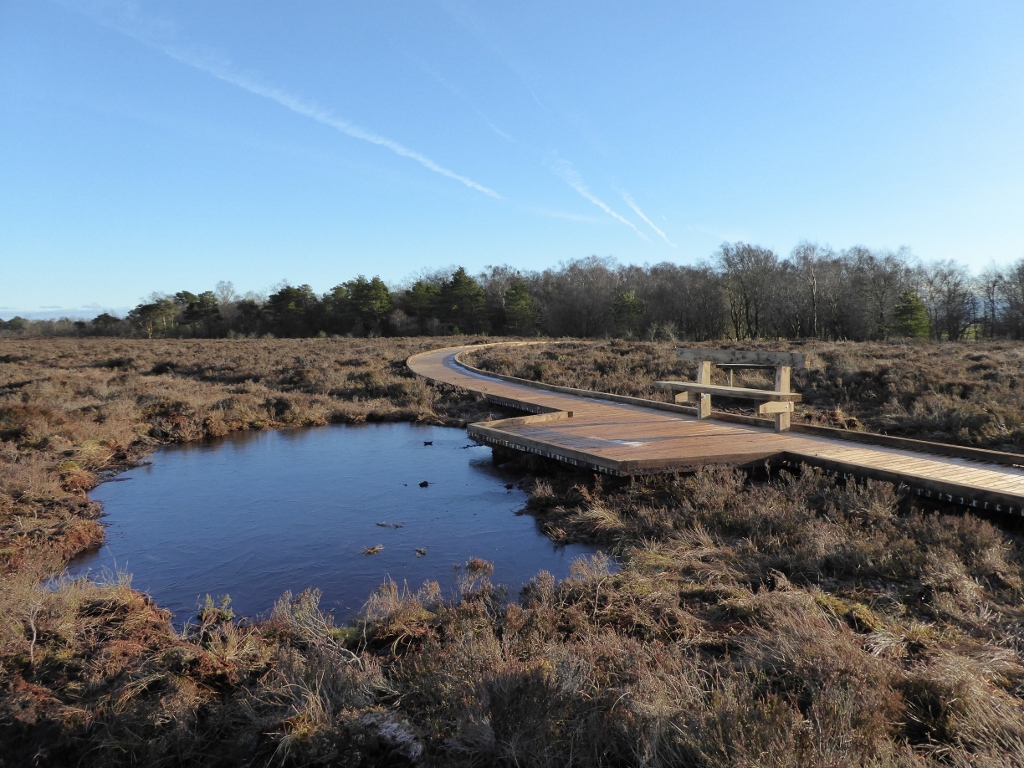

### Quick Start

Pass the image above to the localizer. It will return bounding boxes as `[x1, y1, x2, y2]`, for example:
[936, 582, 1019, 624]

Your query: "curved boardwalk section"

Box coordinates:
[408, 345, 1024, 515]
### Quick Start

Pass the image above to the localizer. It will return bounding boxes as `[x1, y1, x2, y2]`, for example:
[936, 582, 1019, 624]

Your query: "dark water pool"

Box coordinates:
[69, 424, 599, 622]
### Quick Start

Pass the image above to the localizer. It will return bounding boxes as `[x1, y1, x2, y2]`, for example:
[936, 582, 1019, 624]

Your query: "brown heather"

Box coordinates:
[2, 336, 1024, 766]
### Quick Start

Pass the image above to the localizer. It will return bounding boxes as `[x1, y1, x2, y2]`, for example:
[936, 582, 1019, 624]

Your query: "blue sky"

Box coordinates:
[2, 0, 1023, 317]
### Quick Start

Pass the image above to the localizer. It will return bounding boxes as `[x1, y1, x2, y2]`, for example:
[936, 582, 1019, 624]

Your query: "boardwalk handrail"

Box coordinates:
[677, 349, 815, 368]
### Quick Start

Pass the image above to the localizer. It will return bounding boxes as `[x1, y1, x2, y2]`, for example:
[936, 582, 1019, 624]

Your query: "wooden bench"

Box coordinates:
[655, 349, 815, 432]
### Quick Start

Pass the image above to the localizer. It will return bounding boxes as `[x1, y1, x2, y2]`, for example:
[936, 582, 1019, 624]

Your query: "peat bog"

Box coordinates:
[3, 336, 1024, 766]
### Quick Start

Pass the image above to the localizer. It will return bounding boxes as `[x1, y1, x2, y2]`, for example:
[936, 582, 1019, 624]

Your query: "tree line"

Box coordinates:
[5, 243, 1024, 341]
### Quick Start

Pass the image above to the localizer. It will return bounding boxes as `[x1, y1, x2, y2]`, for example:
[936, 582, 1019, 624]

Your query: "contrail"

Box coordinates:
[172, 51, 503, 198]
[622, 192, 675, 246]
[405, 52, 516, 144]
[64, 0, 501, 198]
[551, 156, 648, 239]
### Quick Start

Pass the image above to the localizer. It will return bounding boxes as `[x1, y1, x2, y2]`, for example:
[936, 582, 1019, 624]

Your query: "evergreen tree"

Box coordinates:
[266, 284, 321, 337]
[504, 278, 538, 335]
[403, 280, 443, 334]
[441, 267, 486, 333]
[893, 289, 931, 338]
[128, 298, 177, 338]
[613, 289, 646, 338]
[346, 276, 393, 335]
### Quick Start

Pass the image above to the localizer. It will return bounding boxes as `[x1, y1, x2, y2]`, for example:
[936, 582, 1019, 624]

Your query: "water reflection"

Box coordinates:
[70, 424, 599, 622]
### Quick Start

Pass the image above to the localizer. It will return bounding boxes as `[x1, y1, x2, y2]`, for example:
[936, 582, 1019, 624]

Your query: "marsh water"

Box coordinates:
[70, 424, 599, 622]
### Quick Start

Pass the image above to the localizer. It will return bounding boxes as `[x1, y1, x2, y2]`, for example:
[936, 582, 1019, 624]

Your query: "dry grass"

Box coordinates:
[3, 337, 1024, 765]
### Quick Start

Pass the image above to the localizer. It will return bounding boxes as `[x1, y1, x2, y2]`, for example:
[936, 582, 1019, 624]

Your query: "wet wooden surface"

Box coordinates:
[408, 345, 1024, 512]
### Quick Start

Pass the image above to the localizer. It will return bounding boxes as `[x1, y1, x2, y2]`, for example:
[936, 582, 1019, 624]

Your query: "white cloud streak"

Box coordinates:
[405, 53, 516, 144]
[175, 52, 503, 198]
[66, 0, 501, 198]
[550, 156, 648, 239]
[439, 0, 547, 112]
[621, 192, 675, 246]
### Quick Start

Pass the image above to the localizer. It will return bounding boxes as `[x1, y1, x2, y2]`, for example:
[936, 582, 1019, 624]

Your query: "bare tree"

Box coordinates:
[479, 265, 538, 334]
[717, 242, 779, 339]
[788, 242, 835, 338]
[998, 259, 1024, 338]
[636, 263, 727, 341]
[976, 268, 1003, 338]
[922, 260, 977, 340]
[534, 257, 620, 337]
[842, 247, 911, 339]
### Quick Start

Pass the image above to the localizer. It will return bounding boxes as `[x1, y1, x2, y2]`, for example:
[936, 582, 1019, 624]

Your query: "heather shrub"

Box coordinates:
[5, 337, 1024, 765]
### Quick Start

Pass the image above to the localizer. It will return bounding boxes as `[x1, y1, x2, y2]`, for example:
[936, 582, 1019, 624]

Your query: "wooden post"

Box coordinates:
[696, 360, 712, 385]
[774, 365, 791, 432]
[699, 393, 712, 419]
[697, 360, 712, 419]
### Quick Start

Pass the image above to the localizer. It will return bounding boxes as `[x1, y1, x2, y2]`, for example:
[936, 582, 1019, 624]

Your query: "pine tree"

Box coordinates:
[893, 289, 931, 338]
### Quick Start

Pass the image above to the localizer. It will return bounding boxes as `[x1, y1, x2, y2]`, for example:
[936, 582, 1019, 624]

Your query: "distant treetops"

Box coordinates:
[8, 245, 1024, 342]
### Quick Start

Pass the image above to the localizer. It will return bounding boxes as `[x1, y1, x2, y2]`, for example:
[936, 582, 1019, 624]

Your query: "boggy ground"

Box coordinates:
[2, 336, 1024, 766]
[0, 337, 492, 572]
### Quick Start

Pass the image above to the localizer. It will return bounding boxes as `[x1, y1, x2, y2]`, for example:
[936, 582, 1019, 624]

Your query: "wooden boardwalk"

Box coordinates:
[408, 345, 1024, 515]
